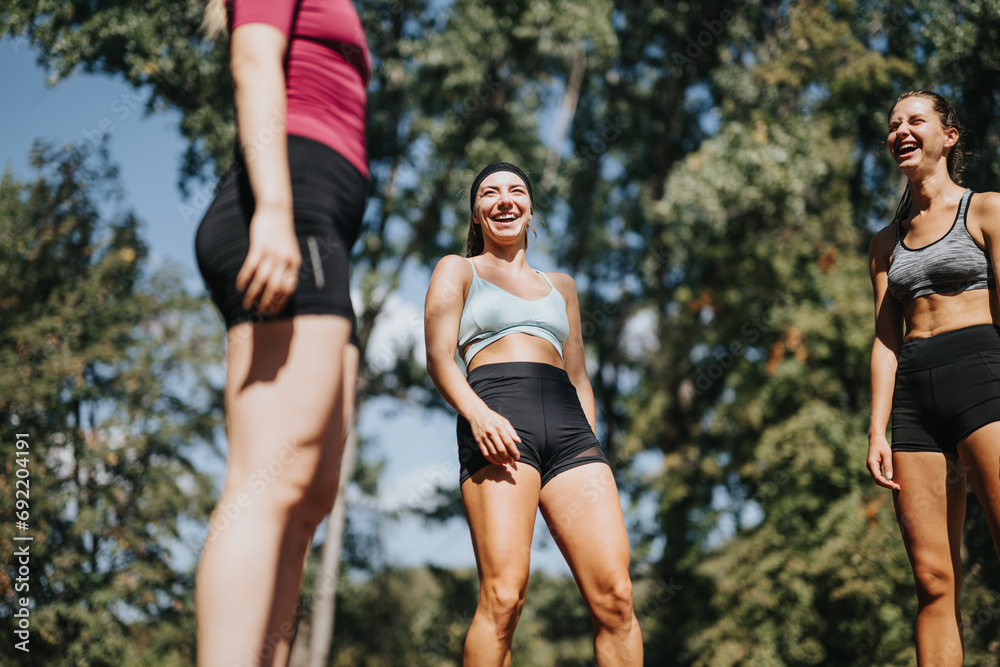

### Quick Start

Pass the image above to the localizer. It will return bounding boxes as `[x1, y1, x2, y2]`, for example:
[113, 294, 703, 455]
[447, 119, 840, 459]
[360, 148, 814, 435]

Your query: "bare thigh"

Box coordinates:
[958, 421, 1000, 555]
[539, 463, 631, 604]
[224, 316, 351, 502]
[891, 451, 965, 596]
[462, 463, 542, 583]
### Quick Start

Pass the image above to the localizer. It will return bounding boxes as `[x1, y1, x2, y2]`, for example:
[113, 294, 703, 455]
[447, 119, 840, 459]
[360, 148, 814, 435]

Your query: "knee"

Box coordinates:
[481, 581, 528, 633]
[912, 563, 958, 606]
[286, 470, 341, 531]
[263, 447, 342, 532]
[590, 576, 635, 632]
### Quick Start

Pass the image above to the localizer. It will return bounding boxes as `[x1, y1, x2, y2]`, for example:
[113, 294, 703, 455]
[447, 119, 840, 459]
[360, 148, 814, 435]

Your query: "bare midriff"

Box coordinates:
[903, 289, 998, 340]
[464, 333, 564, 372]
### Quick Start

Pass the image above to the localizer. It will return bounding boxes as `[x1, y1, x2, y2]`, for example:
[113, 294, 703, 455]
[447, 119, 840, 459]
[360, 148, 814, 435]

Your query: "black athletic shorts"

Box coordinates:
[195, 134, 365, 334]
[457, 362, 611, 486]
[892, 324, 1000, 454]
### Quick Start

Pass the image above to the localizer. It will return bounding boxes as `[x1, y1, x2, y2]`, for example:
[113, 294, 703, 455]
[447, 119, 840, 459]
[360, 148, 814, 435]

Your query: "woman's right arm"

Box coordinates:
[424, 256, 521, 465]
[230, 21, 301, 317]
[867, 226, 903, 491]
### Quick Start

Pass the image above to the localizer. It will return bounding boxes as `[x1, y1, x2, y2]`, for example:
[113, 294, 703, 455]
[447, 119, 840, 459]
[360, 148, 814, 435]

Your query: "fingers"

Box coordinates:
[234, 248, 259, 298]
[235, 250, 300, 315]
[476, 412, 521, 466]
[867, 453, 901, 491]
[883, 456, 896, 487]
[257, 267, 299, 315]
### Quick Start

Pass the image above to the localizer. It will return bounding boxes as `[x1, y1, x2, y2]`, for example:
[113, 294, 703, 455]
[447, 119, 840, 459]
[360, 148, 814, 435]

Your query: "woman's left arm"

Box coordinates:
[552, 273, 597, 433]
[973, 192, 1000, 270]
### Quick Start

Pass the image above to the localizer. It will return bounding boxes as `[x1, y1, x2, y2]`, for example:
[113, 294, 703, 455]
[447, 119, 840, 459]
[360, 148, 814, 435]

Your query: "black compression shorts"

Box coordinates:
[892, 324, 1000, 454]
[195, 134, 365, 336]
[457, 362, 611, 486]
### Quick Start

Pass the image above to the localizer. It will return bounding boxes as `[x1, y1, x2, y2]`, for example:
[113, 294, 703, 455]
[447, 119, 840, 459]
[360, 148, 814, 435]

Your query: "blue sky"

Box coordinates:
[1, 35, 594, 574]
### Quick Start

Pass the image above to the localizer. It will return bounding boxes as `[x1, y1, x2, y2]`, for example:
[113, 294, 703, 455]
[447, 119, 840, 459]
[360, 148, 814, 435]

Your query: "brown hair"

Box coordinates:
[888, 90, 971, 227]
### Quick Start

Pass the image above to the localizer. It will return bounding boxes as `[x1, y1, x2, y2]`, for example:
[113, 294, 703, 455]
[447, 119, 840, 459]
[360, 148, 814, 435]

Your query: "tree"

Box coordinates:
[0, 140, 222, 665]
[3, 1, 621, 661]
[9, 1, 1000, 664]
[553, 0, 999, 663]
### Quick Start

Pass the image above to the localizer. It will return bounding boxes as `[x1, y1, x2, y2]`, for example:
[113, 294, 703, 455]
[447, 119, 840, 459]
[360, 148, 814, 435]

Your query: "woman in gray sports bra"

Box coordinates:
[425, 163, 642, 665]
[868, 91, 1000, 665]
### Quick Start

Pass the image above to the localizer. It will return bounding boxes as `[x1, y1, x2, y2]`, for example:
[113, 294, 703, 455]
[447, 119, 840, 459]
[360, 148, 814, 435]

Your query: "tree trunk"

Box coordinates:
[541, 41, 587, 192]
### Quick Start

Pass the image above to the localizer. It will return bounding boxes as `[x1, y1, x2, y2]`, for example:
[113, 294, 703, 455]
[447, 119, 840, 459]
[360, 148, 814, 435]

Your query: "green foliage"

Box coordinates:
[551, 0, 1000, 663]
[6, 0, 1000, 664]
[0, 141, 222, 665]
[318, 565, 592, 666]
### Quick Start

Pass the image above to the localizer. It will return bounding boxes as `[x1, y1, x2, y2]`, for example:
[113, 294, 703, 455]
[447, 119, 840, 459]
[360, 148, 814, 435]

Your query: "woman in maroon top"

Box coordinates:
[194, 1, 369, 664]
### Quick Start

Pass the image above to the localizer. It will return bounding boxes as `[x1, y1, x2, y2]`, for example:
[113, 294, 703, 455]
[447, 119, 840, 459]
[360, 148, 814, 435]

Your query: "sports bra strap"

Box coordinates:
[536, 270, 555, 288]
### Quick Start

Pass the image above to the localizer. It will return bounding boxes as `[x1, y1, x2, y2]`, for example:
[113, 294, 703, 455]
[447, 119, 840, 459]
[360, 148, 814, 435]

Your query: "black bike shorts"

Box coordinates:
[457, 362, 611, 486]
[892, 324, 1000, 454]
[195, 134, 365, 332]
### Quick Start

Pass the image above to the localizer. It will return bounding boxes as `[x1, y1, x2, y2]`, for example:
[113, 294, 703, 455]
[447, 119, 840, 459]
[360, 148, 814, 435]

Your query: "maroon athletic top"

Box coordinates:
[230, 0, 370, 179]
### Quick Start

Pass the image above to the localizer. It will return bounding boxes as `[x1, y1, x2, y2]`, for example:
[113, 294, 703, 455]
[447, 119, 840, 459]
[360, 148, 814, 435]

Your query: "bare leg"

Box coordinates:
[539, 463, 642, 666]
[892, 451, 966, 666]
[461, 464, 541, 667]
[958, 421, 1000, 557]
[274, 342, 360, 667]
[196, 316, 350, 667]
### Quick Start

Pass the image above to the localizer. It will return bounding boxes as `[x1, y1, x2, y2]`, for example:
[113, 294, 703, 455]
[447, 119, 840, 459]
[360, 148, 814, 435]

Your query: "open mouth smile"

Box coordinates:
[896, 140, 919, 158]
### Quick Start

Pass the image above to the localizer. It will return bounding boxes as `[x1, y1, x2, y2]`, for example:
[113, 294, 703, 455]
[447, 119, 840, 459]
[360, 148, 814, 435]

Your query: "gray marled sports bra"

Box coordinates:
[887, 189, 994, 309]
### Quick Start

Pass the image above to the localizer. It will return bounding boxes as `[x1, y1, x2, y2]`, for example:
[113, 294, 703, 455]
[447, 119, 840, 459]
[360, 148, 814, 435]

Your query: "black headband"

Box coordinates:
[470, 162, 534, 212]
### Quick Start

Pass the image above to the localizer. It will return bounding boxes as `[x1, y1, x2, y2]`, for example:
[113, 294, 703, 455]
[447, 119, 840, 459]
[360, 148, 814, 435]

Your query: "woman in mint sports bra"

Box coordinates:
[425, 163, 642, 665]
[868, 91, 1000, 665]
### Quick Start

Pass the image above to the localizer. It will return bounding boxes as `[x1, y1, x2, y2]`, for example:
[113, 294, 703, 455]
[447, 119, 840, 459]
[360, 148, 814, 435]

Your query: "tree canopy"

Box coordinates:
[0, 140, 222, 665]
[4, 0, 1000, 663]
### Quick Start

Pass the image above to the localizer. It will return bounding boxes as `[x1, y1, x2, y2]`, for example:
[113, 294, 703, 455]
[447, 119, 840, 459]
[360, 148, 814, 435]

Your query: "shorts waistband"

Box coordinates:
[898, 324, 1000, 370]
[466, 361, 569, 384]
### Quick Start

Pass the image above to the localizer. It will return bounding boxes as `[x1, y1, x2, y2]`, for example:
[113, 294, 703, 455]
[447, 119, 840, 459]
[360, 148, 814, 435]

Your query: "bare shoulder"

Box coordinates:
[431, 254, 473, 281]
[868, 224, 896, 266]
[426, 255, 473, 314]
[545, 272, 578, 301]
[970, 191, 1000, 229]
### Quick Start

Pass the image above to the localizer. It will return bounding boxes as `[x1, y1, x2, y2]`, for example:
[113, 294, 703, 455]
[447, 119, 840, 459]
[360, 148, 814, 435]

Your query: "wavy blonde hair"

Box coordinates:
[202, 0, 228, 40]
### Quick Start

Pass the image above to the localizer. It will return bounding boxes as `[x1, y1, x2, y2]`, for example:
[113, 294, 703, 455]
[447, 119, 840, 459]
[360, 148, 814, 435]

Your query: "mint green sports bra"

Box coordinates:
[457, 258, 570, 366]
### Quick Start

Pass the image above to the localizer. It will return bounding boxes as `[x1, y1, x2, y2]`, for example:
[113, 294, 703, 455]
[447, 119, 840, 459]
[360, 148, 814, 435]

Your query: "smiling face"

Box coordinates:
[473, 170, 533, 249]
[887, 95, 958, 177]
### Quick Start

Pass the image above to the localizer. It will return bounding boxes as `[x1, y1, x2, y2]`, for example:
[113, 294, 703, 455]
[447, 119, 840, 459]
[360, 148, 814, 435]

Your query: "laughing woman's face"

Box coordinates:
[474, 171, 533, 248]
